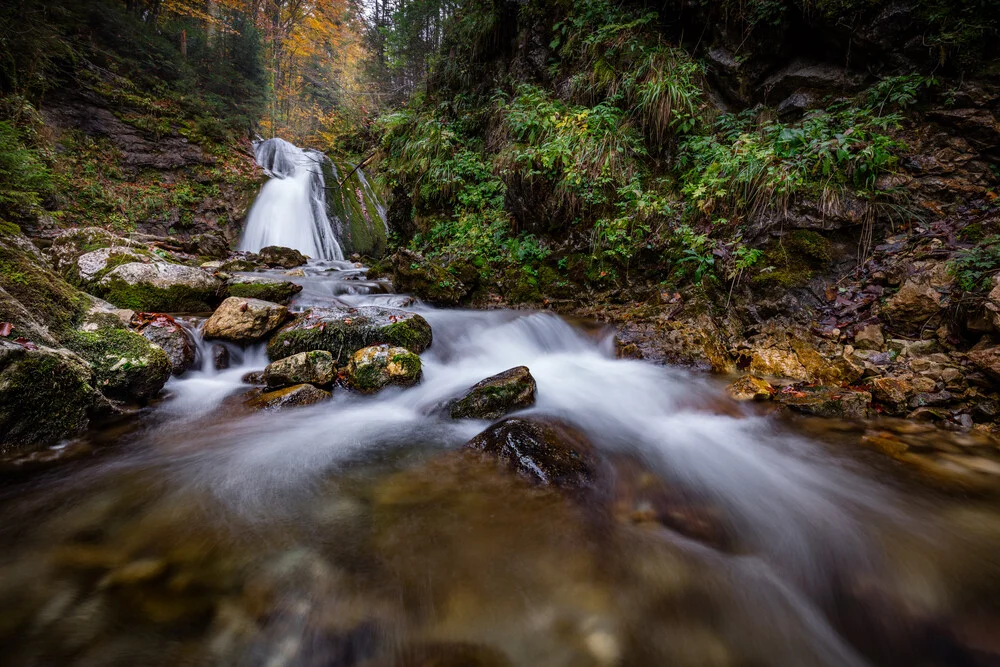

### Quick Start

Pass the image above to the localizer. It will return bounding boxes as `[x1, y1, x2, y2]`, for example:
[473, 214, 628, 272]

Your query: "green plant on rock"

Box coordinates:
[950, 236, 1000, 293]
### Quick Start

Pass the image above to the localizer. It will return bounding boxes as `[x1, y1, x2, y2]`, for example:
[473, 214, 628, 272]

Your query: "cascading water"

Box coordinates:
[240, 138, 344, 260]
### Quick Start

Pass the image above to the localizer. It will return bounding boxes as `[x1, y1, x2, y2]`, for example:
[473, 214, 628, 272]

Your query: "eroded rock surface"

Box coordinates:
[203, 297, 288, 344]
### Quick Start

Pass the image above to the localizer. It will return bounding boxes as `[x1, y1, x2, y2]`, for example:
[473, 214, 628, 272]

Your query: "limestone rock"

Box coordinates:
[464, 417, 601, 492]
[870, 376, 913, 413]
[95, 261, 224, 313]
[225, 275, 302, 305]
[244, 384, 330, 411]
[969, 346, 1000, 381]
[853, 324, 885, 351]
[132, 313, 197, 375]
[346, 344, 421, 393]
[883, 279, 942, 325]
[726, 375, 774, 401]
[263, 351, 335, 389]
[203, 297, 288, 344]
[62, 326, 172, 402]
[267, 305, 432, 362]
[449, 366, 537, 419]
[258, 246, 307, 269]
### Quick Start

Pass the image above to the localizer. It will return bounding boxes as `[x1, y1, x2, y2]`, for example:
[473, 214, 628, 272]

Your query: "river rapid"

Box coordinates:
[1, 260, 999, 666]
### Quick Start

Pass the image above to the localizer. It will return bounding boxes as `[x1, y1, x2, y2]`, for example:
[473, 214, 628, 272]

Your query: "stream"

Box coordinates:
[1, 261, 999, 666]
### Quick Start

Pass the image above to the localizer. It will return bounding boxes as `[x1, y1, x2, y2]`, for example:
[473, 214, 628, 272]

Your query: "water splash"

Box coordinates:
[240, 138, 344, 260]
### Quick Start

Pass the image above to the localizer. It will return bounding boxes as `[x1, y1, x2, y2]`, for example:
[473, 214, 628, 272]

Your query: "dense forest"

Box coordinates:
[3, 1, 1000, 665]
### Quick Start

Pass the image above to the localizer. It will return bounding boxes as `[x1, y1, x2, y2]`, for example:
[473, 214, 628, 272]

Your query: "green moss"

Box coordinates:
[62, 327, 171, 401]
[96, 278, 217, 313]
[383, 318, 433, 353]
[352, 362, 384, 393]
[227, 281, 302, 305]
[390, 351, 422, 378]
[0, 237, 89, 338]
[752, 231, 832, 288]
[0, 220, 20, 236]
[787, 230, 832, 263]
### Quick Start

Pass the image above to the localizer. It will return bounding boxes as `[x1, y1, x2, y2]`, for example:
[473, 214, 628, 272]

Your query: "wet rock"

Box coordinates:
[62, 326, 172, 402]
[346, 344, 421, 393]
[883, 279, 942, 325]
[853, 324, 885, 351]
[870, 375, 913, 413]
[242, 370, 265, 385]
[388, 249, 468, 306]
[0, 341, 102, 453]
[95, 261, 224, 313]
[464, 417, 601, 492]
[225, 275, 302, 305]
[377, 642, 512, 667]
[244, 383, 331, 411]
[219, 256, 261, 273]
[725, 375, 774, 401]
[212, 344, 230, 370]
[777, 387, 872, 420]
[202, 297, 288, 344]
[258, 245, 307, 269]
[267, 305, 432, 362]
[263, 350, 335, 389]
[131, 313, 196, 375]
[449, 366, 537, 420]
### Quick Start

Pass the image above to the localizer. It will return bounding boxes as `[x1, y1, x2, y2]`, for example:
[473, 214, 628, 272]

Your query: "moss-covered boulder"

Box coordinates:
[131, 313, 197, 375]
[220, 256, 263, 273]
[464, 417, 601, 492]
[449, 366, 537, 420]
[94, 262, 224, 313]
[320, 159, 387, 257]
[0, 340, 102, 454]
[225, 275, 302, 305]
[345, 344, 421, 393]
[244, 383, 331, 412]
[267, 305, 432, 362]
[389, 249, 468, 306]
[258, 245, 307, 269]
[263, 350, 335, 389]
[62, 327, 172, 402]
[202, 296, 288, 344]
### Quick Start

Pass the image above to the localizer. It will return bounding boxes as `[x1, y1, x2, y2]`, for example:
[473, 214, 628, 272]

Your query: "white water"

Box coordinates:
[239, 138, 344, 260]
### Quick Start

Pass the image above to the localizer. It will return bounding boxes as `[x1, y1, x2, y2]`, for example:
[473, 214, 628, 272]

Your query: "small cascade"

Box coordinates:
[240, 138, 344, 260]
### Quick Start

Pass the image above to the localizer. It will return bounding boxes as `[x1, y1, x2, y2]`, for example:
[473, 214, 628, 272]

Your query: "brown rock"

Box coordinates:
[968, 347, 1000, 381]
[853, 324, 885, 351]
[778, 387, 872, 420]
[883, 279, 942, 324]
[203, 297, 288, 344]
[244, 384, 330, 411]
[263, 350, 335, 389]
[726, 375, 774, 401]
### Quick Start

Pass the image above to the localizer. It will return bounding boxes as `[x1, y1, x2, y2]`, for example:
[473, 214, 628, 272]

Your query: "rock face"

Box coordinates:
[263, 351, 335, 389]
[449, 366, 537, 419]
[95, 262, 224, 313]
[244, 383, 330, 411]
[726, 375, 774, 401]
[883, 279, 942, 325]
[62, 327, 172, 402]
[346, 344, 421, 393]
[267, 305, 432, 362]
[258, 246, 307, 268]
[464, 417, 600, 492]
[202, 297, 288, 344]
[388, 249, 468, 306]
[131, 313, 196, 375]
[225, 275, 302, 305]
[0, 341, 102, 453]
[969, 346, 1000, 380]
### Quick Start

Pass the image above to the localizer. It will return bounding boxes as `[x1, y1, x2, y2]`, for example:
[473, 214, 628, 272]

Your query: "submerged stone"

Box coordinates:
[263, 350, 335, 389]
[346, 344, 421, 393]
[464, 417, 601, 492]
[203, 297, 288, 344]
[267, 305, 432, 362]
[449, 366, 536, 420]
[776, 387, 872, 420]
[244, 383, 331, 411]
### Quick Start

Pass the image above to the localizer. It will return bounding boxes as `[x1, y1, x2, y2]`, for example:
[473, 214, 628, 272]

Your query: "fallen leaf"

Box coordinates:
[14, 337, 37, 350]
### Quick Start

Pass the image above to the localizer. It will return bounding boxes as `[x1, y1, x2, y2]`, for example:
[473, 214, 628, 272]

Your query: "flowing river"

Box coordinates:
[1, 141, 999, 666]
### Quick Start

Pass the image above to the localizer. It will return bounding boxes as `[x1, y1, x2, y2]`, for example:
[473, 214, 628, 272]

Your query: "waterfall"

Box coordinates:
[240, 138, 344, 261]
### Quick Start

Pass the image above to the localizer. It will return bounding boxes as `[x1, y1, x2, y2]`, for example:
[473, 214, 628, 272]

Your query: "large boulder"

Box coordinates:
[449, 366, 537, 419]
[131, 313, 197, 375]
[203, 297, 288, 344]
[62, 327, 172, 402]
[345, 344, 421, 393]
[388, 249, 468, 306]
[267, 305, 432, 362]
[0, 340, 103, 454]
[464, 417, 601, 492]
[225, 275, 302, 305]
[263, 350, 335, 389]
[258, 246, 307, 269]
[95, 262, 224, 313]
[244, 384, 330, 412]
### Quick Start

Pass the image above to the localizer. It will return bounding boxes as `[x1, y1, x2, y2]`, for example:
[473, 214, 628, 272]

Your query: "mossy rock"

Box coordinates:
[321, 159, 387, 257]
[267, 305, 432, 362]
[263, 350, 335, 389]
[0, 341, 100, 454]
[258, 246, 307, 269]
[220, 257, 262, 273]
[450, 366, 537, 420]
[62, 327, 172, 402]
[346, 344, 421, 393]
[389, 249, 468, 306]
[94, 262, 224, 313]
[225, 276, 302, 305]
